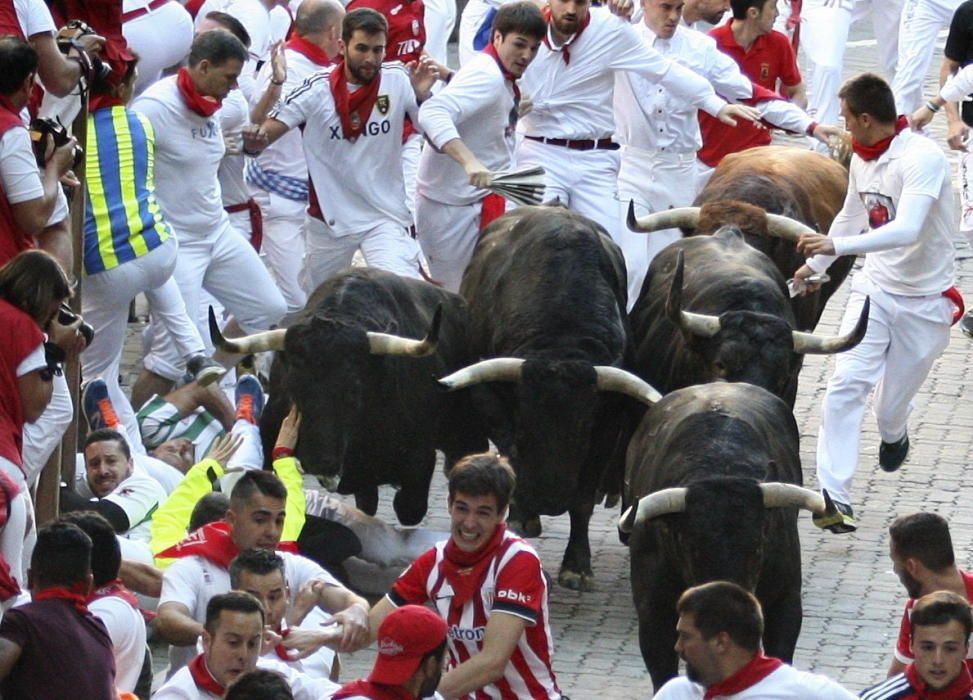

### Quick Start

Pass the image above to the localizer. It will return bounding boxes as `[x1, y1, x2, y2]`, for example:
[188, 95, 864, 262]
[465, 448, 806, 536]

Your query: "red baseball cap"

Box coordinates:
[370, 605, 448, 685]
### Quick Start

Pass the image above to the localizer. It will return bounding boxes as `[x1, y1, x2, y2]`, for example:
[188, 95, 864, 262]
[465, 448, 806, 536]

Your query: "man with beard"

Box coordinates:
[863, 591, 973, 700]
[886, 513, 973, 678]
[681, 0, 730, 29]
[368, 453, 561, 699]
[244, 8, 437, 293]
[654, 581, 854, 698]
[333, 605, 448, 700]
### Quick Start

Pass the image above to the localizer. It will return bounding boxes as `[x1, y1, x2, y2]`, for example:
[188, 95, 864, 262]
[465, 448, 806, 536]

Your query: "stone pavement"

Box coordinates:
[128, 21, 973, 699]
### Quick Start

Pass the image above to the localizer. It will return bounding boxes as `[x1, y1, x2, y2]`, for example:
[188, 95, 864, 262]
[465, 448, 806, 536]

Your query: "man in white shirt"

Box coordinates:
[61, 511, 148, 696]
[155, 591, 340, 699]
[654, 581, 855, 698]
[414, 1, 546, 291]
[515, 0, 758, 248]
[131, 31, 287, 397]
[156, 469, 370, 674]
[245, 8, 436, 292]
[794, 73, 958, 534]
[246, 0, 345, 313]
[614, 0, 837, 302]
[61, 428, 167, 545]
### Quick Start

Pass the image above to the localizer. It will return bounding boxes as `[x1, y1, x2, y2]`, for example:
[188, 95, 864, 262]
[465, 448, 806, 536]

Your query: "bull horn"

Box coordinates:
[760, 482, 826, 514]
[366, 305, 442, 357]
[764, 213, 816, 242]
[667, 250, 721, 338]
[629, 487, 688, 526]
[627, 202, 700, 233]
[209, 306, 286, 354]
[792, 297, 870, 355]
[594, 366, 662, 406]
[439, 358, 525, 390]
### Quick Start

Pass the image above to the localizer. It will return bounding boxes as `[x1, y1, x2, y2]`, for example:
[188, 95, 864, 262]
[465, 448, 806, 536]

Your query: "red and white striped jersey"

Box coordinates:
[388, 530, 561, 699]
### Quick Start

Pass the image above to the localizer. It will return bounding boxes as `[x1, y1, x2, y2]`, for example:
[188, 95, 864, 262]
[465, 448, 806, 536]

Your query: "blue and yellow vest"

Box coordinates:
[83, 106, 171, 275]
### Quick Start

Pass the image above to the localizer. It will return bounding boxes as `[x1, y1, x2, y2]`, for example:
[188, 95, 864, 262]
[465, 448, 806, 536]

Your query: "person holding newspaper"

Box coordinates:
[414, 1, 547, 292]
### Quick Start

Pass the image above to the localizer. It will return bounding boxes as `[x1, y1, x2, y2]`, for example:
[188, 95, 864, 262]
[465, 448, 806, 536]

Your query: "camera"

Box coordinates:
[30, 117, 84, 170]
[57, 304, 95, 345]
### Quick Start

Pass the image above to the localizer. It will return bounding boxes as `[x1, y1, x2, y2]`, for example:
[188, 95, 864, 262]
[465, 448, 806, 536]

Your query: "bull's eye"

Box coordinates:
[713, 360, 727, 376]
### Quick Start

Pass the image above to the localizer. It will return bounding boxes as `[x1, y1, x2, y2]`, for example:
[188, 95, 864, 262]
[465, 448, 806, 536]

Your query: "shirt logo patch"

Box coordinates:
[449, 625, 486, 642]
[412, 19, 420, 35]
[861, 191, 896, 229]
[760, 63, 770, 81]
[497, 588, 532, 604]
[378, 637, 405, 656]
[377, 95, 390, 115]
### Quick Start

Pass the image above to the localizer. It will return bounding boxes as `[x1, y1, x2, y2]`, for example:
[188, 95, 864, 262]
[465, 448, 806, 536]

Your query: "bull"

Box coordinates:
[628, 235, 868, 406]
[439, 207, 658, 591]
[628, 145, 854, 331]
[210, 268, 486, 526]
[618, 382, 835, 691]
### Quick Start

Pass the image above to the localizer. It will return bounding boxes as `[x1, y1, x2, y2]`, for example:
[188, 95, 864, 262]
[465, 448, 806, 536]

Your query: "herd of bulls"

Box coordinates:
[211, 145, 870, 689]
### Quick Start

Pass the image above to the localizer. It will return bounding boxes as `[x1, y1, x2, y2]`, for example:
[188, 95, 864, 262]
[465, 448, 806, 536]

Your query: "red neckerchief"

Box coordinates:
[442, 524, 506, 608]
[157, 521, 300, 569]
[483, 42, 521, 101]
[286, 34, 331, 66]
[88, 578, 157, 624]
[852, 115, 908, 162]
[89, 95, 127, 112]
[703, 653, 783, 699]
[275, 626, 292, 661]
[333, 679, 418, 700]
[34, 583, 91, 616]
[905, 662, 973, 700]
[188, 653, 226, 696]
[176, 67, 222, 118]
[541, 6, 590, 65]
[329, 60, 381, 141]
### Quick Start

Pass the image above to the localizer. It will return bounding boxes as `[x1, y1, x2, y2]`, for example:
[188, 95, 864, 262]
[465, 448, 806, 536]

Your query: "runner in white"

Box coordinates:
[131, 31, 287, 390]
[122, 0, 194, 95]
[415, 1, 546, 291]
[247, 0, 344, 311]
[892, 0, 963, 115]
[515, 0, 759, 247]
[245, 8, 437, 290]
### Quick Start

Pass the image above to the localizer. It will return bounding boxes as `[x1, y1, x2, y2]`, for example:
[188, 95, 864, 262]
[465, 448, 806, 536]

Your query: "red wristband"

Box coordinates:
[272, 447, 295, 460]
[805, 121, 818, 137]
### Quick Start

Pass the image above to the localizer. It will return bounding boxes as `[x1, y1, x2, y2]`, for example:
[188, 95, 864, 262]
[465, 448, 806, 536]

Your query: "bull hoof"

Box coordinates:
[557, 568, 595, 592]
[508, 516, 543, 538]
[603, 492, 620, 508]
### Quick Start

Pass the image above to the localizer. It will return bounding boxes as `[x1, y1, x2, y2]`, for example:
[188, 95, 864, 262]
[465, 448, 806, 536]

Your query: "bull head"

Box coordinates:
[208, 305, 444, 358]
[626, 201, 815, 242]
[664, 251, 870, 355]
[439, 358, 662, 406]
[618, 483, 836, 533]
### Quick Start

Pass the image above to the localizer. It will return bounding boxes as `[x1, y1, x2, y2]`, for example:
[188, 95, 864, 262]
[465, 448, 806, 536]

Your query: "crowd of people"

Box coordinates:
[0, 0, 971, 696]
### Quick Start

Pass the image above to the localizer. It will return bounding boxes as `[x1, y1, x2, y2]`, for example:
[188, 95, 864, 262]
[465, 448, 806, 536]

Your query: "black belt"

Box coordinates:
[525, 135, 619, 151]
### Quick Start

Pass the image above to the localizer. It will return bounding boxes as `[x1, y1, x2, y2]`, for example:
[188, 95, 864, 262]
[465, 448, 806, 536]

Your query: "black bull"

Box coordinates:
[619, 382, 832, 691]
[210, 268, 486, 526]
[629, 233, 869, 406]
[440, 207, 660, 591]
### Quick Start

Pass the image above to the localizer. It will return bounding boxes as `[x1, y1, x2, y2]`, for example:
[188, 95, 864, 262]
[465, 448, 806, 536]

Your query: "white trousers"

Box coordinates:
[516, 138, 621, 241]
[144, 223, 287, 380]
[0, 456, 28, 612]
[123, 1, 194, 95]
[423, 0, 457, 65]
[815, 273, 952, 505]
[616, 147, 697, 306]
[251, 188, 309, 313]
[415, 194, 484, 292]
[959, 144, 973, 233]
[892, 0, 962, 115]
[83, 238, 205, 453]
[301, 216, 423, 294]
[790, 0, 903, 127]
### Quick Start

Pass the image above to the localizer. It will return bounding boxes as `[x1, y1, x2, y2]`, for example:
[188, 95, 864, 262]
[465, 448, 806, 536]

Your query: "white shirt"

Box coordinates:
[654, 664, 856, 699]
[808, 129, 956, 296]
[614, 23, 750, 153]
[270, 63, 418, 234]
[417, 52, 516, 205]
[942, 62, 973, 102]
[194, 0, 272, 63]
[73, 463, 168, 543]
[13, 0, 56, 37]
[133, 76, 230, 240]
[250, 47, 323, 180]
[0, 128, 43, 204]
[160, 550, 342, 672]
[518, 8, 726, 140]
[89, 594, 147, 693]
[154, 656, 339, 700]
[217, 89, 251, 207]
